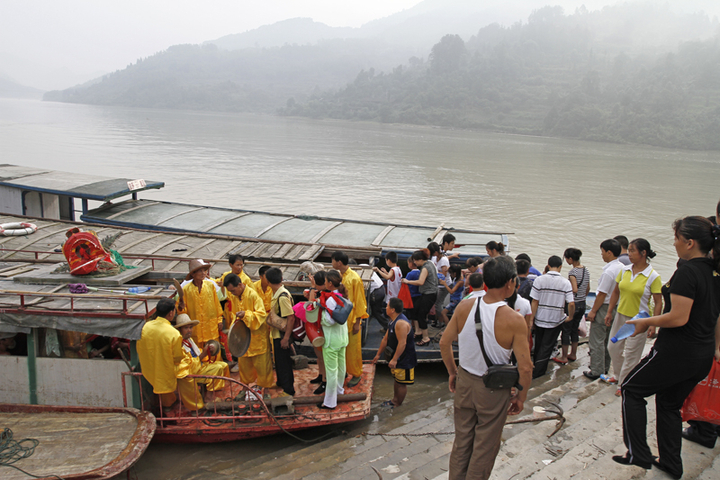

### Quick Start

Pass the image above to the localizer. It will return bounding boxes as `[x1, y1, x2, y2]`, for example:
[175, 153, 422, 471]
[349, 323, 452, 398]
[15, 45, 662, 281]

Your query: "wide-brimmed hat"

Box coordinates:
[173, 313, 199, 329]
[185, 259, 212, 280]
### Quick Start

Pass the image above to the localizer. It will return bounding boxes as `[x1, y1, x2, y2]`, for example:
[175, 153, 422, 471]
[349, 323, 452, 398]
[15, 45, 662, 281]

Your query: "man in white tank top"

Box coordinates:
[440, 257, 533, 480]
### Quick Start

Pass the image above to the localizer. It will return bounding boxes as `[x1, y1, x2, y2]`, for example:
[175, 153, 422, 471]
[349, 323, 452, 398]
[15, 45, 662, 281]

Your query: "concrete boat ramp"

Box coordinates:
[174, 341, 719, 480]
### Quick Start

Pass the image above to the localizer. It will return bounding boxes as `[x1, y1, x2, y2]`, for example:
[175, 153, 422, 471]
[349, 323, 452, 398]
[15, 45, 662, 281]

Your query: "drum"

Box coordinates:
[304, 320, 324, 348]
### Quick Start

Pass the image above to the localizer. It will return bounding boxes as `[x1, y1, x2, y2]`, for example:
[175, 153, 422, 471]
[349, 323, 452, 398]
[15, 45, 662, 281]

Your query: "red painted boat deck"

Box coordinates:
[149, 363, 375, 443]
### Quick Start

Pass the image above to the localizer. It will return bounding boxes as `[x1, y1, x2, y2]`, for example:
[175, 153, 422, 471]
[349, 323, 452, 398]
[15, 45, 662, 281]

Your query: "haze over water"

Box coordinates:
[2, 98, 718, 280]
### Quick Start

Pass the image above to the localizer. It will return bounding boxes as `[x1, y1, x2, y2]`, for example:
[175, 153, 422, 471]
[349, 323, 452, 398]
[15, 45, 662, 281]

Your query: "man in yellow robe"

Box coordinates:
[137, 299, 185, 409]
[215, 254, 254, 292]
[174, 314, 228, 411]
[252, 265, 273, 313]
[223, 273, 273, 389]
[331, 251, 368, 387]
[178, 259, 223, 361]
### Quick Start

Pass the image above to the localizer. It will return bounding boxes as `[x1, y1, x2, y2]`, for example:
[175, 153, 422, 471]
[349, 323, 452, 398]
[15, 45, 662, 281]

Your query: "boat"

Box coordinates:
[0, 403, 155, 480]
[0, 164, 511, 263]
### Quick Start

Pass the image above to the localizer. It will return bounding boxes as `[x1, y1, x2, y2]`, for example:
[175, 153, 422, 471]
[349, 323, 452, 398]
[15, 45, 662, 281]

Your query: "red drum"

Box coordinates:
[304, 320, 325, 348]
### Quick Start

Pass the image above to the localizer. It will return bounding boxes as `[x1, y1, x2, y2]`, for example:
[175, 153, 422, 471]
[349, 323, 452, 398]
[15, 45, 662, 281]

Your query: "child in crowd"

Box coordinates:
[439, 265, 464, 326]
[373, 251, 403, 299]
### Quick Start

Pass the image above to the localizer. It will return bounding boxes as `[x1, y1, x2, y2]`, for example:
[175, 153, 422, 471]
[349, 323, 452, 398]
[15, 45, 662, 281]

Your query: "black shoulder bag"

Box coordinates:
[474, 299, 522, 390]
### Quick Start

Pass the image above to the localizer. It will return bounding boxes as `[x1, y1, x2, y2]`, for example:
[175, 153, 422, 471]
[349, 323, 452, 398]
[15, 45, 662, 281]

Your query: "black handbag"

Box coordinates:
[474, 299, 522, 390]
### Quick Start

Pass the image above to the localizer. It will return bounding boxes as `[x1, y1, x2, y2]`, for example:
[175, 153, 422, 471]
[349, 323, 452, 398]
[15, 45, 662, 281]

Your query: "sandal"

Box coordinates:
[551, 357, 568, 365]
[416, 339, 431, 347]
[567, 355, 577, 362]
[380, 400, 395, 408]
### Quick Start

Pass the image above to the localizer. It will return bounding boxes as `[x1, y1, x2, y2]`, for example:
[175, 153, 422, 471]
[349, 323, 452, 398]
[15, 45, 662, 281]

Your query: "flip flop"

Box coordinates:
[416, 339, 431, 347]
[380, 400, 395, 408]
[567, 356, 577, 362]
[551, 357, 568, 365]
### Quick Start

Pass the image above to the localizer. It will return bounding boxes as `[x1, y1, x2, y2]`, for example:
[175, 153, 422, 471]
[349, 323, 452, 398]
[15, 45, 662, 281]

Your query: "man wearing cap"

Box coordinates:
[223, 273, 273, 389]
[174, 313, 228, 411]
[137, 299, 185, 410]
[178, 259, 224, 361]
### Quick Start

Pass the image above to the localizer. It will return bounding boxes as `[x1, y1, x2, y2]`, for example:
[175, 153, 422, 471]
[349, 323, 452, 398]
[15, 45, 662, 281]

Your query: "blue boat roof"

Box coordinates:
[0, 164, 164, 202]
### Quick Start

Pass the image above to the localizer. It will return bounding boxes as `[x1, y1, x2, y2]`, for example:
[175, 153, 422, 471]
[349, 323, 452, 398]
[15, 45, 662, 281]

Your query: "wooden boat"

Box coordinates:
[0, 403, 155, 480]
[0, 164, 510, 262]
[124, 363, 375, 443]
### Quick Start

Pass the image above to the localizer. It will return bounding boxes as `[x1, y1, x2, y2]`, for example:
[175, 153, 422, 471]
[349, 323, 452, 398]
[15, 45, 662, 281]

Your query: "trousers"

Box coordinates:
[608, 312, 646, 385]
[621, 346, 712, 477]
[449, 367, 511, 480]
[322, 345, 346, 408]
[588, 303, 613, 376]
[532, 324, 562, 378]
[273, 338, 295, 395]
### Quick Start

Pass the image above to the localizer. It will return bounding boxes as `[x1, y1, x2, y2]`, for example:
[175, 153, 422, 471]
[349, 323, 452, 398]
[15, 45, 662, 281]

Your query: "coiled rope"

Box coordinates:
[0, 428, 64, 479]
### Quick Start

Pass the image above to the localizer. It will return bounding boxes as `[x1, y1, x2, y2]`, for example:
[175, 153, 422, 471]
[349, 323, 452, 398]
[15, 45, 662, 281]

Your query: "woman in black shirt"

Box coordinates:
[612, 216, 720, 479]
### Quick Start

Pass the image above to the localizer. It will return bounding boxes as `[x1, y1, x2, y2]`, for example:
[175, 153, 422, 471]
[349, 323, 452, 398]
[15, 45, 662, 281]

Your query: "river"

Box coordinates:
[2, 98, 719, 477]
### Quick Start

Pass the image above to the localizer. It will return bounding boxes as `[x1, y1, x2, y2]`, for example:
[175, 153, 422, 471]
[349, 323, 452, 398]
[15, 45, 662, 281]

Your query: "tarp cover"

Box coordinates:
[0, 312, 145, 340]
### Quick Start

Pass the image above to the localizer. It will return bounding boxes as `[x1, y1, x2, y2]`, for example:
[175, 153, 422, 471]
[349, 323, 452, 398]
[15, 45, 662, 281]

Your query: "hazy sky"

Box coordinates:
[2, 0, 718, 90]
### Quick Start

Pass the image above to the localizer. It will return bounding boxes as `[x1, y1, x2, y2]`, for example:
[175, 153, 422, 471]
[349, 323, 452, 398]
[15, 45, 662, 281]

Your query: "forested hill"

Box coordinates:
[284, 6, 720, 150]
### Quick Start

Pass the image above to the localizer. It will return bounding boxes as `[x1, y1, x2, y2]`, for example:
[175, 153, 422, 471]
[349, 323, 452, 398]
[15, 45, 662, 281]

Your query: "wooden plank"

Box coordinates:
[130, 235, 189, 265]
[235, 242, 261, 257]
[115, 232, 164, 253]
[0, 266, 36, 277]
[271, 243, 294, 259]
[371, 225, 396, 246]
[106, 201, 160, 220]
[0, 226, 71, 259]
[204, 240, 242, 261]
[298, 244, 323, 261]
[239, 243, 264, 259]
[285, 244, 306, 261]
[162, 238, 216, 271]
[256, 243, 282, 259]
[309, 221, 342, 243]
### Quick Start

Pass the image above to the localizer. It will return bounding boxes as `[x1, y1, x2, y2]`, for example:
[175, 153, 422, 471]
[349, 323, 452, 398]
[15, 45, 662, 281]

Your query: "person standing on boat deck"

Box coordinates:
[516, 260, 535, 302]
[529, 256, 574, 378]
[464, 273, 485, 300]
[515, 253, 542, 277]
[405, 256, 422, 331]
[223, 273, 273, 389]
[331, 251, 368, 388]
[252, 266, 273, 313]
[553, 248, 590, 365]
[137, 299, 185, 410]
[461, 257, 482, 297]
[612, 217, 720, 478]
[484, 241, 505, 262]
[266, 267, 296, 396]
[374, 251, 402, 300]
[583, 239, 622, 380]
[177, 259, 224, 362]
[440, 256, 532, 480]
[439, 265, 465, 326]
[373, 297, 417, 408]
[402, 249, 438, 347]
[442, 233, 461, 260]
[615, 235, 631, 266]
[604, 238, 662, 395]
[429, 242, 450, 325]
[312, 270, 349, 409]
[306, 270, 328, 394]
[174, 314, 228, 411]
[215, 254, 254, 301]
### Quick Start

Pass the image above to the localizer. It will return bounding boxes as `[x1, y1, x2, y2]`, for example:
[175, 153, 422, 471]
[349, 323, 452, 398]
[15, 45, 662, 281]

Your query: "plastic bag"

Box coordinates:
[578, 316, 588, 337]
[681, 359, 720, 425]
[398, 283, 414, 309]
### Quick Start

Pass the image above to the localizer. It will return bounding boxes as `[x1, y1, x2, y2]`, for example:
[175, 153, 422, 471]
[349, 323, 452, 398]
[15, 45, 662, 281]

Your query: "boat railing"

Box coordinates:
[121, 371, 278, 430]
[0, 289, 166, 318]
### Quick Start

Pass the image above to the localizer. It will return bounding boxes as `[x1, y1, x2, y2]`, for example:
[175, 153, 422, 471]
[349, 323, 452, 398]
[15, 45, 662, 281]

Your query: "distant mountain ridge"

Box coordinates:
[0, 73, 43, 99]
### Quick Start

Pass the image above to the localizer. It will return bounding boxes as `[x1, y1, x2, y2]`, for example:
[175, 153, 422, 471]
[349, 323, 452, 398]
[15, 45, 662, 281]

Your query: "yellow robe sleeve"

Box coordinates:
[343, 269, 368, 326]
[239, 288, 267, 331]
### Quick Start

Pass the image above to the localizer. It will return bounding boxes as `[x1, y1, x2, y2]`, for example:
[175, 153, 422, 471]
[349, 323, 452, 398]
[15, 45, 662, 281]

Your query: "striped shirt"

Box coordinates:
[530, 271, 574, 328]
[569, 266, 590, 302]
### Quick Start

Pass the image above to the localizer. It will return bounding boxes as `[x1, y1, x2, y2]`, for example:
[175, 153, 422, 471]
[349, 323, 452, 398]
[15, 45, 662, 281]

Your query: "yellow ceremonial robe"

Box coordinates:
[342, 268, 368, 378]
[175, 339, 228, 410]
[224, 286, 273, 387]
[180, 279, 223, 345]
[137, 316, 184, 394]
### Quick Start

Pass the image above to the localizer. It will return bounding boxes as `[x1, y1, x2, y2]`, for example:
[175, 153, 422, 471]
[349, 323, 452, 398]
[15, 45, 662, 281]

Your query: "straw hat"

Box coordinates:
[185, 259, 212, 280]
[173, 313, 199, 329]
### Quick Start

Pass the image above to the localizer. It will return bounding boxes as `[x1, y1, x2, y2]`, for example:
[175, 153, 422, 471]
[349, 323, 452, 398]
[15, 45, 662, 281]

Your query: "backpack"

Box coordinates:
[518, 276, 534, 301]
[323, 292, 354, 325]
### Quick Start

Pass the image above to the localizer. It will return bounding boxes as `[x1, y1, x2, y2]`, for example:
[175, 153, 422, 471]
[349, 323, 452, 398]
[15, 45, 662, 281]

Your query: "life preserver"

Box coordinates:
[0, 222, 38, 236]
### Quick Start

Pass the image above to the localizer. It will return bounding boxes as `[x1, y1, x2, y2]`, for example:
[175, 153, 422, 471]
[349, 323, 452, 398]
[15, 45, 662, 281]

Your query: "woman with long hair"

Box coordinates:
[485, 241, 505, 259]
[604, 238, 663, 395]
[612, 217, 720, 478]
[553, 248, 590, 364]
[402, 249, 438, 346]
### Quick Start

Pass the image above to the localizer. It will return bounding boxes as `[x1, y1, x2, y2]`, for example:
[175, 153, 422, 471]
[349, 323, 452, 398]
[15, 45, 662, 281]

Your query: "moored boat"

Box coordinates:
[0, 403, 155, 480]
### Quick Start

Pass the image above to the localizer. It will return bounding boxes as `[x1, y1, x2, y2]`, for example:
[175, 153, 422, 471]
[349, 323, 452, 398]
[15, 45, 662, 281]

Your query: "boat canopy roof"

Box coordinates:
[84, 199, 510, 255]
[0, 164, 164, 202]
